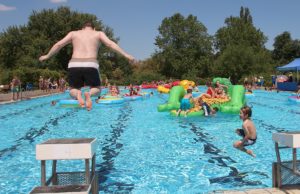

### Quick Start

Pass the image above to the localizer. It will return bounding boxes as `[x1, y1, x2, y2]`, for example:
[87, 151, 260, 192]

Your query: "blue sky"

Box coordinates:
[0, 0, 300, 60]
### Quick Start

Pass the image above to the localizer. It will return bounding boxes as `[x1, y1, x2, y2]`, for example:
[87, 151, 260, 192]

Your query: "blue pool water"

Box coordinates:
[0, 88, 300, 193]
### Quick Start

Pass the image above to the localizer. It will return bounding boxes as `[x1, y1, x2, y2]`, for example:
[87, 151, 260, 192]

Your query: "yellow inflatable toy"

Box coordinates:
[180, 80, 195, 90]
[157, 85, 170, 93]
[194, 96, 230, 106]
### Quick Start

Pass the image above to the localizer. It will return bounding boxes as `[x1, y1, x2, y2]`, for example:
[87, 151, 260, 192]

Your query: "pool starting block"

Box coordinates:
[272, 132, 300, 188]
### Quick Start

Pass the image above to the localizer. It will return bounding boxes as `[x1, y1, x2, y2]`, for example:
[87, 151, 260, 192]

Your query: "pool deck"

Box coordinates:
[0, 89, 63, 104]
[214, 187, 300, 193]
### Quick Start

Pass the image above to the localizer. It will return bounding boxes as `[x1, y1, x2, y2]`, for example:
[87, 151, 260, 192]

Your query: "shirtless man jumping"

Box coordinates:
[39, 22, 134, 110]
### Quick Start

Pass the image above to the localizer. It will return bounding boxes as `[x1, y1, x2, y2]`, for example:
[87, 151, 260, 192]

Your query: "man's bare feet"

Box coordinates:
[247, 150, 256, 158]
[77, 91, 85, 108]
[84, 92, 92, 111]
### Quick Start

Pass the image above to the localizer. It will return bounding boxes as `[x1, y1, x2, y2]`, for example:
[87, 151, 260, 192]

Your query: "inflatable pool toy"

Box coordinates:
[97, 97, 125, 104]
[219, 85, 245, 113]
[102, 95, 121, 99]
[212, 78, 245, 114]
[169, 103, 221, 117]
[157, 85, 170, 93]
[288, 96, 300, 103]
[159, 78, 246, 116]
[157, 86, 185, 112]
[172, 81, 180, 86]
[245, 93, 255, 98]
[141, 84, 157, 89]
[170, 109, 204, 117]
[180, 80, 195, 90]
[58, 99, 80, 108]
[123, 95, 143, 101]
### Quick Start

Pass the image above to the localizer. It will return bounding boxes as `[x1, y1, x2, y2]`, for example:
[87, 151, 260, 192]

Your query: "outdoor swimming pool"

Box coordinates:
[0, 87, 300, 194]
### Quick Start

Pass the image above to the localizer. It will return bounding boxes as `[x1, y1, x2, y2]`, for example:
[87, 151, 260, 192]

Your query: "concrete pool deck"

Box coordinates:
[0, 89, 63, 104]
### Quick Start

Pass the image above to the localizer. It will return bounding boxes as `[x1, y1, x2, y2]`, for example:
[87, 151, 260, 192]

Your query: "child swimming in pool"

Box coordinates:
[233, 106, 257, 157]
[51, 100, 57, 106]
[176, 88, 193, 117]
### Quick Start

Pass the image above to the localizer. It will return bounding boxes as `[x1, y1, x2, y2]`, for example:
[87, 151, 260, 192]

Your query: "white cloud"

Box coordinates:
[50, 0, 68, 3]
[0, 4, 16, 11]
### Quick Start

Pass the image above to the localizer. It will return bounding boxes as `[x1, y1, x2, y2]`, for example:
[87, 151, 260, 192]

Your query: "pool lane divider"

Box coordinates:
[95, 104, 135, 193]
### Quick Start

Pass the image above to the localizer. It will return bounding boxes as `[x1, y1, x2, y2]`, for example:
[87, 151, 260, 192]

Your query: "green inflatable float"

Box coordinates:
[157, 78, 245, 116]
[212, 77, 245, 114]
[157, 86, 185, 112]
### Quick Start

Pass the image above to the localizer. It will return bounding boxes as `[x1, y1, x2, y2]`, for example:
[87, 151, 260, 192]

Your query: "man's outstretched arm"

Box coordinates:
[39, 32, 73, 61]
[99, 31, 135, 62]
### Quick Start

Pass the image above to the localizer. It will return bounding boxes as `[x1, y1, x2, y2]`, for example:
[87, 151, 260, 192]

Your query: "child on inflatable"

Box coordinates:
[215, 80, 229, 99]
[198, 97, 218, 116]
[233, 106, 257, 157]
[128, 84, 137, 96]
[201, 81, 216, 98]
[176, 88, 193, 117]
[108, 85, 120, 97]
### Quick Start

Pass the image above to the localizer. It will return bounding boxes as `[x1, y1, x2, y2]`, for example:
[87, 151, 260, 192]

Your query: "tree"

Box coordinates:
[272, 31, 300, 64]
[214, 7, 272, 83]
[155, 13, 213, 79]
[215, 7, 266, 53]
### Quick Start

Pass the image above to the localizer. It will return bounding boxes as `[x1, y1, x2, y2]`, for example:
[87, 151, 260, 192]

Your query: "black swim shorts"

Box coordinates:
[236, 129, 256, 146]
[68, 67, 101, 89]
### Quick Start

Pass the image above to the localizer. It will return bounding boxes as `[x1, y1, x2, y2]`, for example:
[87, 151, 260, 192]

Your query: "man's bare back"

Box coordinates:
[71, 29, 101, 59]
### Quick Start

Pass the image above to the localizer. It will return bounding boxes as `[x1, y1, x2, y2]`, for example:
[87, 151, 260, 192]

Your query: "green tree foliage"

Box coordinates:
[154, 13, 213, 79]
[272, 31, 300, 65]
[214, 7, 273, 84]
[215, 7, 266, 53]
[127, 58, 165, 84]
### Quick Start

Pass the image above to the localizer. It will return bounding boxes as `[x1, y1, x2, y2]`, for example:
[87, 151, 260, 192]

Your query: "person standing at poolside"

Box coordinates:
[10, 76, 21, 101]
[39, 22, 135, 111]
[233, 106, 257, 157]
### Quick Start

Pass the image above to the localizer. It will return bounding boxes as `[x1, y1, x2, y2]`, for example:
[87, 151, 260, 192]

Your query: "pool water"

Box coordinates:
[0, 87, 300, 194]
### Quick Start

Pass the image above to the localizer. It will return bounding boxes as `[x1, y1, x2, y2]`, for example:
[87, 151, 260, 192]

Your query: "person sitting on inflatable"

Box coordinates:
[198, 97, 218, 116]
[215, 80, 228, 93]
[201, 81, 216, 98]
[126, 83, 141, 96]
[128, 84, 136, 96]
[176, 88, 193, 117]
[215, 81, 230, 99]
[110, 85, 120, 97]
